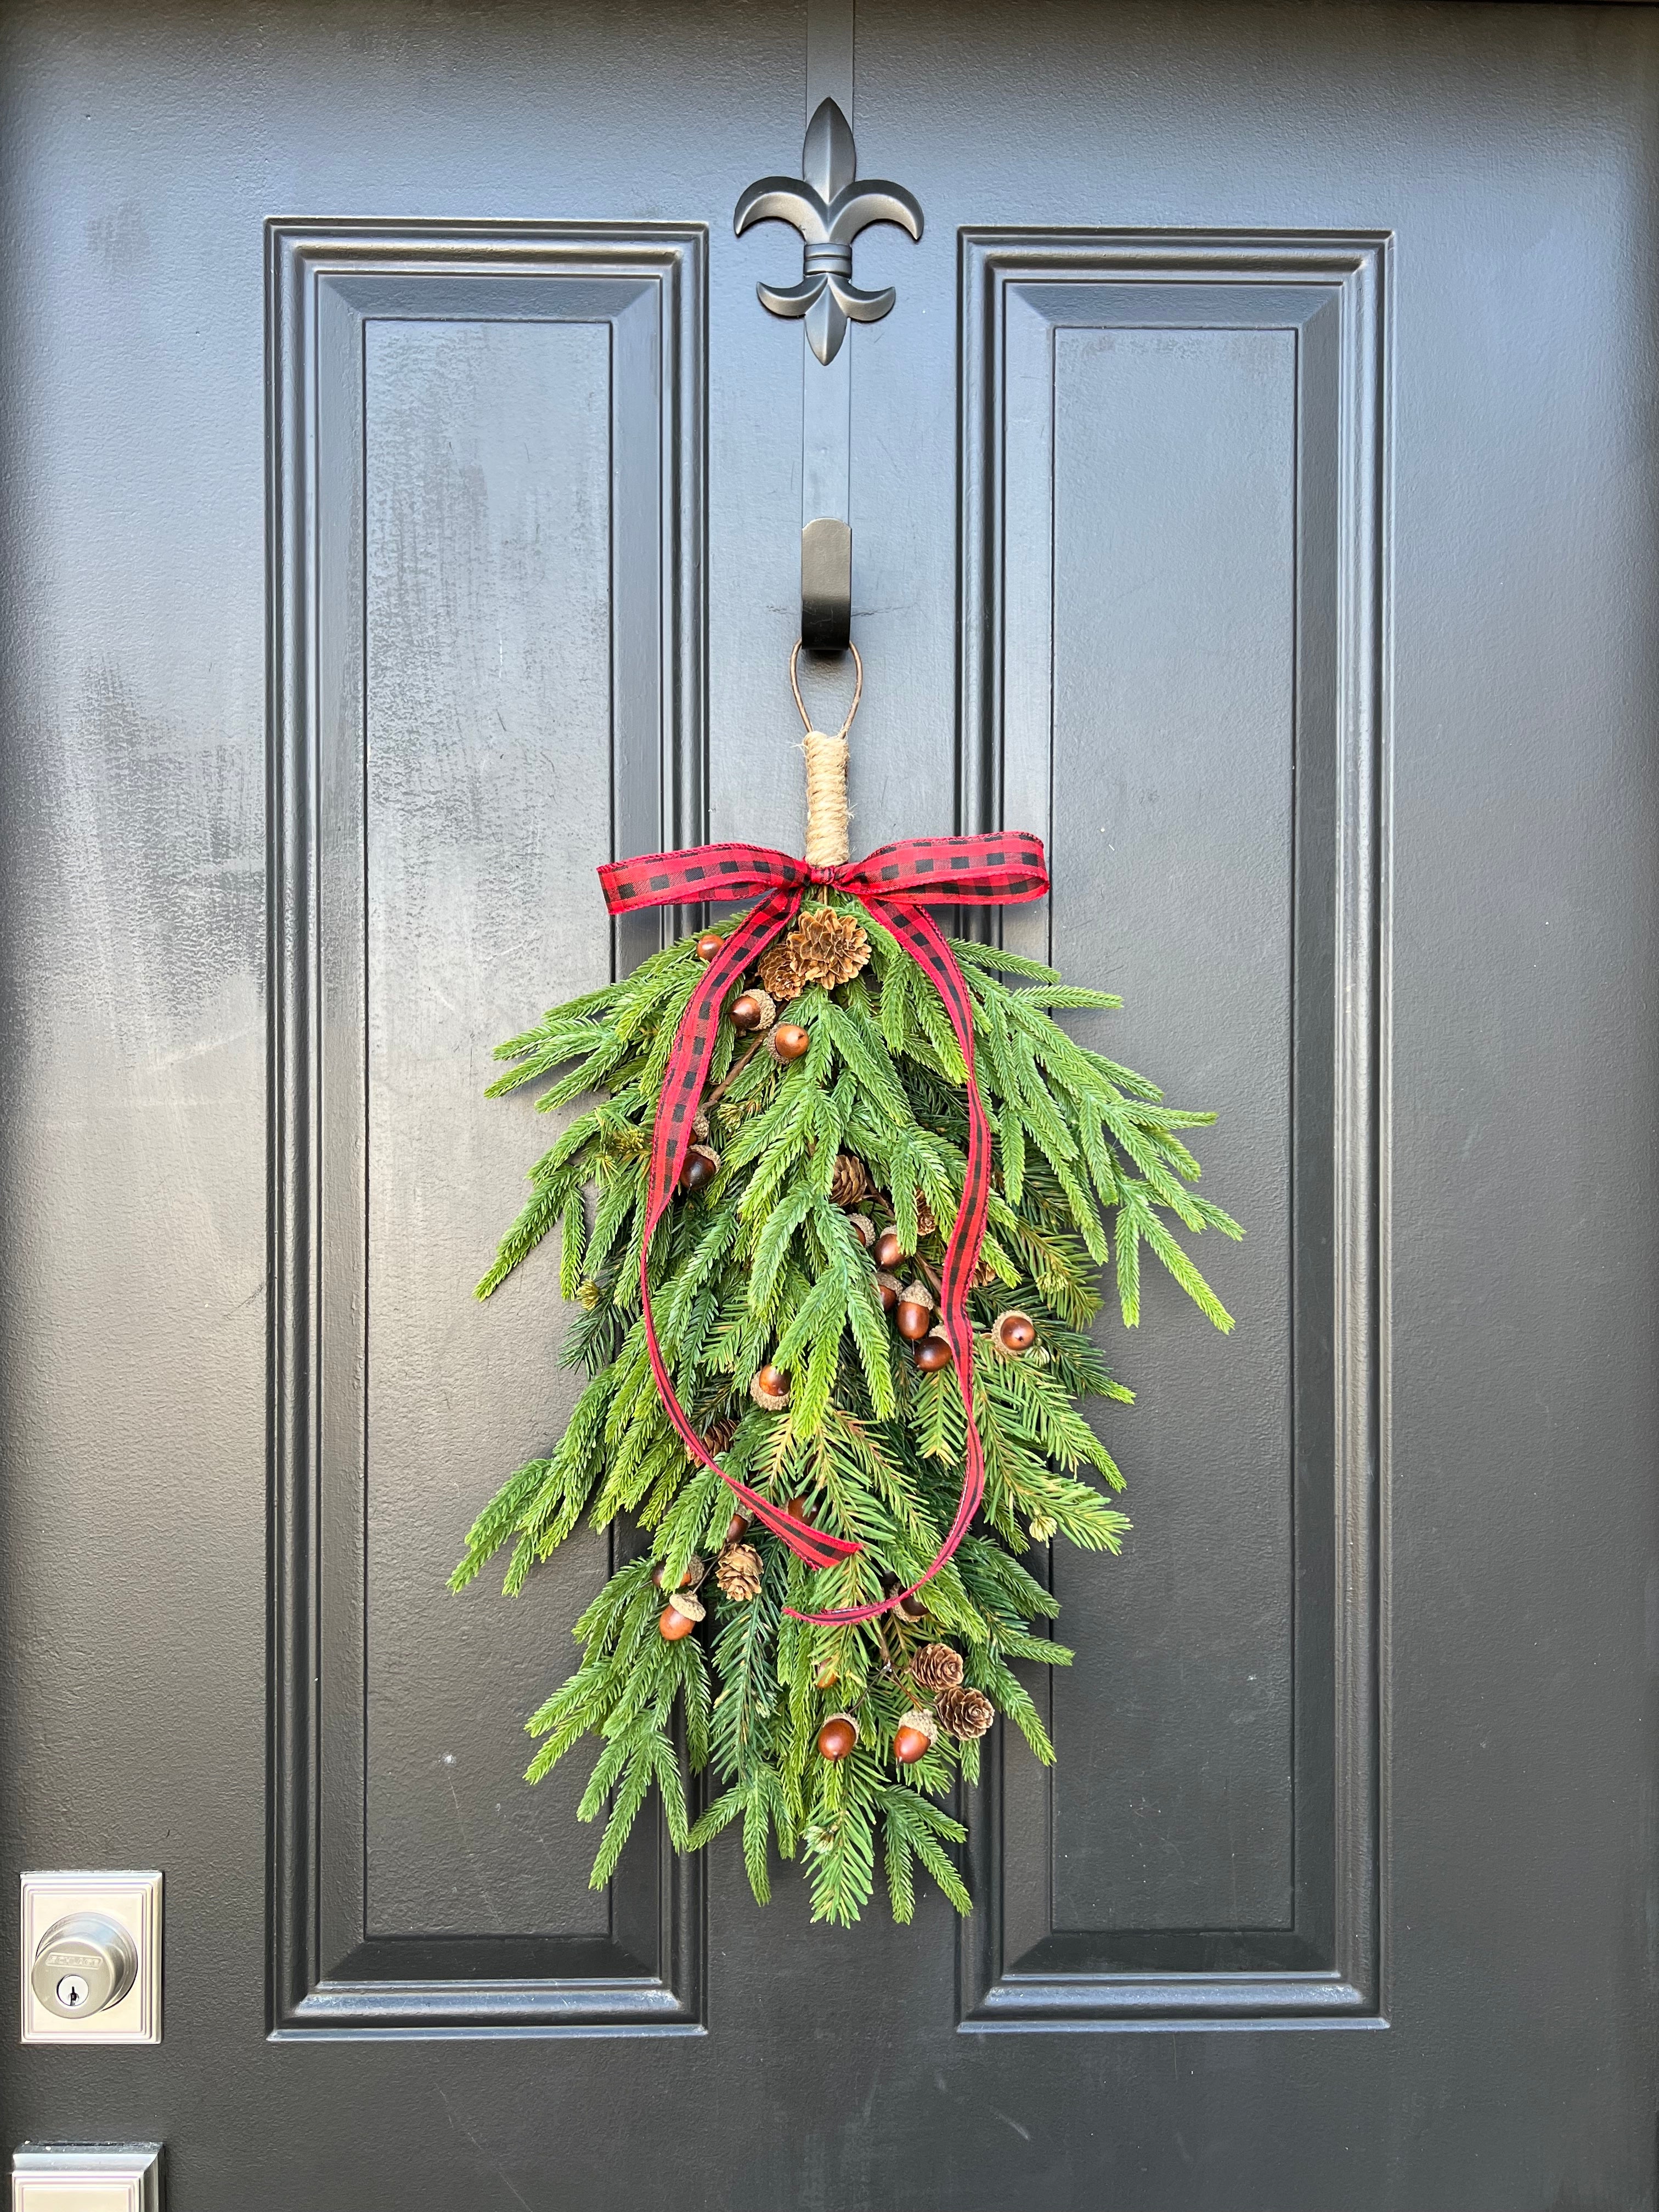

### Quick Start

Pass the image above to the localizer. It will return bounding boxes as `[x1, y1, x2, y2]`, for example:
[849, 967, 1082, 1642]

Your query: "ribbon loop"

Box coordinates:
[599, 831, 1049, 1622]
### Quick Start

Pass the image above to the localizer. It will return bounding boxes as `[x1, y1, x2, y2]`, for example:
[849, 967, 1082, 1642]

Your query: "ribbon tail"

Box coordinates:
[636, 885, 861, 1573]
[786, 895, 989, 1625]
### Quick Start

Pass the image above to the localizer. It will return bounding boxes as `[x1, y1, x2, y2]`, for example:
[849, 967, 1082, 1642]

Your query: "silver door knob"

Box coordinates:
[29, 1911, 139, 2019]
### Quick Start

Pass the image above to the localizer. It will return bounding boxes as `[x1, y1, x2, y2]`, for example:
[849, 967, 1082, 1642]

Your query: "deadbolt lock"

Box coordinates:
[19, 1871, 161, 2043]
[30, 1911, 139, 2019]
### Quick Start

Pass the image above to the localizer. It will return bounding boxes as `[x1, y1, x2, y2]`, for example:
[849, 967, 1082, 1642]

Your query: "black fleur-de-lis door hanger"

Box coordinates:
[735, 97, 923, 367]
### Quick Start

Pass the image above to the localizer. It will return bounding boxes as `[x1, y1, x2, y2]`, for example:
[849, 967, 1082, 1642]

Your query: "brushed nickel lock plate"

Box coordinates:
[12, 2144, 162, 2211]
[19, 1875, 161, 2045]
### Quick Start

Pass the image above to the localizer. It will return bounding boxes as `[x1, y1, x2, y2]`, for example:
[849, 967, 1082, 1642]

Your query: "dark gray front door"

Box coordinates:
[3, 3, 1656, 2205]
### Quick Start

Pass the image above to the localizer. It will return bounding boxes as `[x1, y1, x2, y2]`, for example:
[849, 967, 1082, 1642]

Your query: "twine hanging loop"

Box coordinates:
[789, 640, 861, 869]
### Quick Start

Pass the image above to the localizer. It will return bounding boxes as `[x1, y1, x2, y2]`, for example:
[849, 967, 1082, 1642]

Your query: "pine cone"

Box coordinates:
[934, 1683, 996, 1741]
[698, 1417, 737, 1458]
[910, 1643, 964, 1692]
[715, 1542, 763, 1601]
[786, 908, 871, 990]
[914, 1192, 937, 1239]
[830, 1152, 871, 1206]
[757, 937, 808, 1003]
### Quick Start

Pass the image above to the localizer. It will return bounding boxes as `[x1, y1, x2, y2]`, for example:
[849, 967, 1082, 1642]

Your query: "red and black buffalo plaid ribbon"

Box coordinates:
[599, 831, 1049, 1623]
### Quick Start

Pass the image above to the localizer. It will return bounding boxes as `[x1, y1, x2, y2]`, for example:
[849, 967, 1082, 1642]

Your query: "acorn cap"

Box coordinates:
[899, 1280, 933, 1309]
[897, 1706, 939, 1746]
[652, 1550, 707, 1592]
[667, 1589, 706, 1622]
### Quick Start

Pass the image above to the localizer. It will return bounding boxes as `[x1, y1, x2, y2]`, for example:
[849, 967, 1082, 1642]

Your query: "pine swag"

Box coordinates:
[451, 889, 1240, 1927]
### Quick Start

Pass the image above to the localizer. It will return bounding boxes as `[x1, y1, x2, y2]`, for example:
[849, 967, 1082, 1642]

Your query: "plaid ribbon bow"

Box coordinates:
[599, 831, 1049, 1624]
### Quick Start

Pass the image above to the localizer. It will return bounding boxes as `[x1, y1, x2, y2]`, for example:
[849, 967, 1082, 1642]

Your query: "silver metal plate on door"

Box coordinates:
[18, 1876, 161, 2046]
[12, 2144, 161, 2212]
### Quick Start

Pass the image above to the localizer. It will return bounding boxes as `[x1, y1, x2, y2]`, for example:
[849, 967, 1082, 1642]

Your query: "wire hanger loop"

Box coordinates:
[789, 638, 862, 740]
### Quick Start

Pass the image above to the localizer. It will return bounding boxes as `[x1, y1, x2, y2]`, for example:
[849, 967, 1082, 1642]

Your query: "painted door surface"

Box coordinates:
[2, 3, 1656, 2206]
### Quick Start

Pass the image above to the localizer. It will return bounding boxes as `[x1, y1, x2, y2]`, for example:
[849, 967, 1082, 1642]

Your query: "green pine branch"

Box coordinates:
[453, 888, 1239, 1922]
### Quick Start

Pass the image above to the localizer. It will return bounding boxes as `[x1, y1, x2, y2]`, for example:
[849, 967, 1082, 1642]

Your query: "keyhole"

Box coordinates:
[55, 1974, 88, 2010]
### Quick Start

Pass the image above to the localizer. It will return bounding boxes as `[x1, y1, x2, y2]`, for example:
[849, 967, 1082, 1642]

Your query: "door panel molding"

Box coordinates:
[956, 232, 1389, 2028]
[267, 221, 707, 2035]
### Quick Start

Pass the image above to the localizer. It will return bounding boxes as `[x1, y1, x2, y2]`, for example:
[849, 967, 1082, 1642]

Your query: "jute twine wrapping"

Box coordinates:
[790, 639, 861, 871]
[802, 729, 851, 867]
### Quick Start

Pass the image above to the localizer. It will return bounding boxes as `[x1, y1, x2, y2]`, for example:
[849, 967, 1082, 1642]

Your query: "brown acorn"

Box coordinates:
[934, 1684, 996, 1742]
[730, 989, 776, 1035]
[845, 1212, 875, 1250]
[679, 1143, 720, 1194]
[695, 931, 723, 962]
[814, 1658, 840, 1690]
[876, 1270, 901, 1313]
[651, 1553, 707, 1593]
[769, 1022, 811, 1062]
[895, 1282, 934, 1342]
[723, 1508, 752, 1545]
[817, 1714, 858, 1762]
[991, 1308, 1038, 1357]
[895, 1588, 929, 1623]
[750, 1364, 791, 1410]
[915, 1327, 953, 1373]
[658, 1604, 697, 1641]
[893, 1709, 938, 1765]
[910, 1643, 965, 1692]
[873, 1225, 905, 1272]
